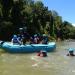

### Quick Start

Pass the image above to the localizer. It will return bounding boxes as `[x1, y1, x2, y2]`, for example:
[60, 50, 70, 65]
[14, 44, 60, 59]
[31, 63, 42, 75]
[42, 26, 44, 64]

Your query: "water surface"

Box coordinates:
[0, 41, 75, 75]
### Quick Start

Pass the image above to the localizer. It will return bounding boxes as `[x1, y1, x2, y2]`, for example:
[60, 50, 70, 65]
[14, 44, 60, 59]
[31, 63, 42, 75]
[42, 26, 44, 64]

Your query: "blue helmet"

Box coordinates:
[13, 35, 17, 38]
[34, 34, 37, 37]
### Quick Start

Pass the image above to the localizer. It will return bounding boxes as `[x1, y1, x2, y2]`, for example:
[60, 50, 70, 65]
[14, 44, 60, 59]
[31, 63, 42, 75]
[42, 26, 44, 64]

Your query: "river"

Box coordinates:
[0, 40, 75, 75]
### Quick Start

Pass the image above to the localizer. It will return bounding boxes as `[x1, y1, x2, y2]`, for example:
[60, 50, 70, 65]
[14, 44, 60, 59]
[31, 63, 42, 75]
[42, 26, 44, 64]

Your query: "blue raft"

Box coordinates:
[0, 42, 56, 53]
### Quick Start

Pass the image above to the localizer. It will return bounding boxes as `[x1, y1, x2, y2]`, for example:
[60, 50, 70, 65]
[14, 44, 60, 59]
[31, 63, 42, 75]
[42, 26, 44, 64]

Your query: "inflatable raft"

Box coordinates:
[0, 41, 56, 53]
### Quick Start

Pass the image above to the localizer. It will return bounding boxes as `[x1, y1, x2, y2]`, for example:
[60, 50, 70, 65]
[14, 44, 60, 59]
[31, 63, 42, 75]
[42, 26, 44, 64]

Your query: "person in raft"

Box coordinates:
[33, 34, 39, 44]
[11, 35, 22, 45]
[67, 48, 75, 56]
[42, 34, 48, 44]
[37, 50, 47, 57]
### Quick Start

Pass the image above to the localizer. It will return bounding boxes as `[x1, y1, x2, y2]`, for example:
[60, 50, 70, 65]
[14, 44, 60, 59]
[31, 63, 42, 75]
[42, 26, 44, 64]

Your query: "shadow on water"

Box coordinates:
[0, 40, 75, 75]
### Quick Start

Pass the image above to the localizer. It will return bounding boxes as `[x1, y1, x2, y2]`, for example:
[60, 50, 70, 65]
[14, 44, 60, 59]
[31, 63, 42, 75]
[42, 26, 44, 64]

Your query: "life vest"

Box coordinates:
[12, 38, 19, 43]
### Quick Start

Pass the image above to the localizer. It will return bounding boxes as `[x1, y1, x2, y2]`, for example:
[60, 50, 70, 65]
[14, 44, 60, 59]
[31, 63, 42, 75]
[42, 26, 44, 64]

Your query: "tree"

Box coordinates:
[0, 0, 13, 19]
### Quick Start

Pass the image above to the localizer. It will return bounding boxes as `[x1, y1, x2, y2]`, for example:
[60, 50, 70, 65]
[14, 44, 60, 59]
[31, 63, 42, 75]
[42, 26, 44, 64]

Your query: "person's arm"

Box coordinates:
[11, 39, 13, 43]
[17, 38, 22, 45]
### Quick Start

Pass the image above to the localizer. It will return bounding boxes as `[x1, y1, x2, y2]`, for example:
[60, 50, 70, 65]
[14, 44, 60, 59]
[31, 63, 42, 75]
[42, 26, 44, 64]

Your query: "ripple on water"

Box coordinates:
[1, 41, 75, 75]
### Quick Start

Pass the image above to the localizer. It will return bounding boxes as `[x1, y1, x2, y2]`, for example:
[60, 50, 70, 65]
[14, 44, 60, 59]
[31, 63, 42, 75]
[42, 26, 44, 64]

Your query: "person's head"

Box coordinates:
[34, 34, 37, 37]
[43, 34, 47, 37]
[13, 35, 17, 38]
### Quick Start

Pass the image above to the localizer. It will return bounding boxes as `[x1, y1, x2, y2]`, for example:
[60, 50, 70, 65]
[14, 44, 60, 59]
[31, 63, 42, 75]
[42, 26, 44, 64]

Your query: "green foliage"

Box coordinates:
[0, 21, 13, 40]
[0, 0, 75, 41]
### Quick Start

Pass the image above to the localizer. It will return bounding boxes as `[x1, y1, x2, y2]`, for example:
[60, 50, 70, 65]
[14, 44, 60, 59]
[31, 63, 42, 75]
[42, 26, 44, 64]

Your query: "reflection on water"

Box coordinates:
[0, 41, 75, 75]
